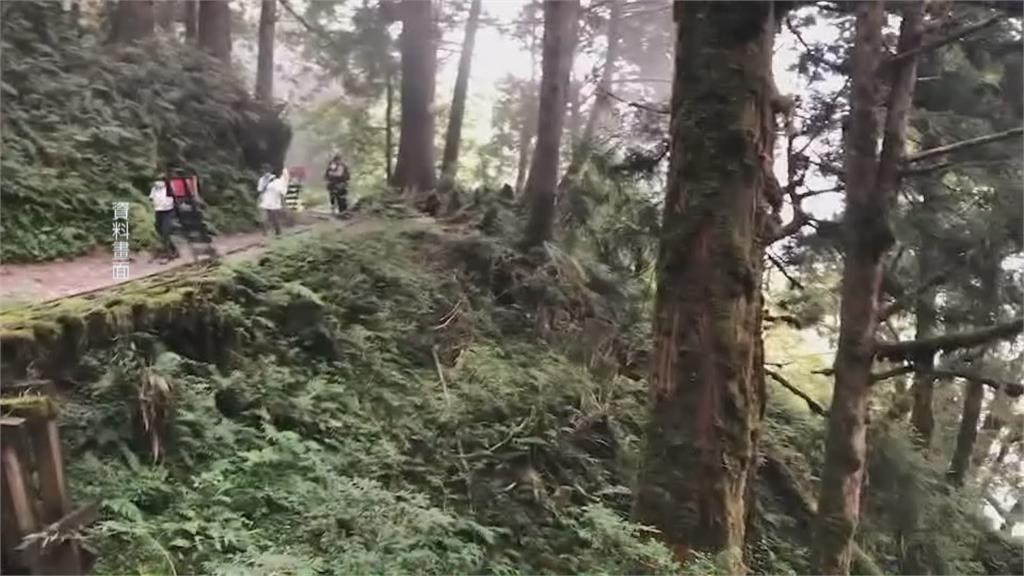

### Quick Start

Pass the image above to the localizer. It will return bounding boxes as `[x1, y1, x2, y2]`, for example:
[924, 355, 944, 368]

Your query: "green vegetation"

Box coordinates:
[40, 212, 696, 574]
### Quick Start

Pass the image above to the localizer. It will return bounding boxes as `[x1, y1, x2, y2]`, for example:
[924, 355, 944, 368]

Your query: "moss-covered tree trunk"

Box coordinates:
[813, 4, 924, 574]
[392, 0, 438, 195]
[255, 0, 275, 102]
[110, 0, 154, 43]
[440, 0, 482, 185]
[633, 4, 780, 568]
[522, 0, 579, 247]
[198, 0, 230, 62]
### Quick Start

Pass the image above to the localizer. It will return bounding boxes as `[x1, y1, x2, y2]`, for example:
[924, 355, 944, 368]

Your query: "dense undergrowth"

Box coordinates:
[47, 210, 702, 575]
[0, 3, 289, 262]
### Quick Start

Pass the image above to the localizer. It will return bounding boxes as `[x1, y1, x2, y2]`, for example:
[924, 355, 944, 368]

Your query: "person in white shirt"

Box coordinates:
[258, 168, 288, 236]
[149, 178, 179, 261]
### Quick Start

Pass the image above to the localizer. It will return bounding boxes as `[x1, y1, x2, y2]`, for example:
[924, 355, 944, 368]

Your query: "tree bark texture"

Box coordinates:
[813, 4, 924, 574]
[522, 0, 579, 247]
[440, 0, 483, 182]
[909, 207, 940, 445]
[198, 0, 231, 61]
[392, 0, 438, 194]
[515, 10, 541, 195]
[633, 3, 779, 568]
[110, 0, 154, 43]
[184, 0, 198, 42]
[255, 0, 276, 102]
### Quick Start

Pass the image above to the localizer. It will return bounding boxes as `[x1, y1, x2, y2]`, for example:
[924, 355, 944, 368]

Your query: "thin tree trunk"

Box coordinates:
[948, 253, 1001, 486]
[633, 4, 779, 569]
[813, 4, 924, 574]
[110, 0, 154, 43]
[909, 212, 939, 444]
[386, 67, 395, 182]
[562, 0, 621, 186]
[392, 0, 438, 195]
[198, 0, 231, 61]
[184, 0, 198, 42]
[255, 0, 276, 102]
[522, 0, 579, 247]
[515, 5, 541, 195]
[440, 0, 483, 185]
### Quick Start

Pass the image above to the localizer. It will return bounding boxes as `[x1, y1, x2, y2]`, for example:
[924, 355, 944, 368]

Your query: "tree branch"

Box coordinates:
[596, 86, 668, 114]
[767, 251, 804, 290]
[878, 259, 960, 321]
[888, 15, 1003, 67]
[904, 127, 1024, 164]
[875, 318, 1024, 362]
[927, 368, 1024, 397]
[870, 364, 914, 383]
[766, 369, 829, 417]
[279, 0, 348, 52]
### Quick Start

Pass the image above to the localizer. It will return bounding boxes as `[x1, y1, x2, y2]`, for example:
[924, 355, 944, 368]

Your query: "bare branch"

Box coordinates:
[767, 251, 805, 290]
[875, 318, 1024, 362]
[766, 369, 829, 417]
[888, 15, 1003, 67]
[596, 86, 669, 114]
[279, 0, 347, 51]
[905, 127, 1024, 164]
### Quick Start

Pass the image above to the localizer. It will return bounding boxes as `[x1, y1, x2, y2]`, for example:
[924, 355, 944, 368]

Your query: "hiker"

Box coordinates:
[259, 167, 288, 236]
[149, 178, 179, 262]
[324, 153, 350, 214]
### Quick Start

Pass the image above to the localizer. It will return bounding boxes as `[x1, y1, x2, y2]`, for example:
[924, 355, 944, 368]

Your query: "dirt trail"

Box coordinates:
[0, 211, 353, 307]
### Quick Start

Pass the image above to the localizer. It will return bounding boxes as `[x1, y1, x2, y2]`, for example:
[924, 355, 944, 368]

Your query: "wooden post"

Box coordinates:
[1, 416, 41, 573]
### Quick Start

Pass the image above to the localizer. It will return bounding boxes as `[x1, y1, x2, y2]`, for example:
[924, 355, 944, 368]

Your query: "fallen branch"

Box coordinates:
[904, 127, 1024, 164]
[766, 369, 829, 417]
[875, 318, 1024, 361]
[431, 345, 451, 406]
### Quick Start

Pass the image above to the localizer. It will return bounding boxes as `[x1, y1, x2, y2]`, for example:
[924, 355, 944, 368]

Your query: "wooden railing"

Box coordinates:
[1, 381, 96, 575]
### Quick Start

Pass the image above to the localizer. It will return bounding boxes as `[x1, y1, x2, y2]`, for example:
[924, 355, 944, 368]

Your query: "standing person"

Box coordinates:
[150, 177, 179, 262]
[324, 153, 350, 214]
[259, 167, 288, 236]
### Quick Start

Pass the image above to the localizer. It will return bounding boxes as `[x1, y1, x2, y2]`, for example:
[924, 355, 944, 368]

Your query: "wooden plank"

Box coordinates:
[28, 417, 69, 523]
[1, 420, 41, 573]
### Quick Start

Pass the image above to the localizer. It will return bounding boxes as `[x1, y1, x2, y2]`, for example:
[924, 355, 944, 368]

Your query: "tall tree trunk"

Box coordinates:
[386, 67, 395, 182]
[633, 4, 779, 568]
[255, 0, 276, 102]
[562, 0, 621, 186]
[392, 0, 438, 195]
[110, 0, 154, 43]
[522, 0, 579, 247]
[440, 0, 483, 184]
[948, 254, 1001, 486]
[155, 0, 177, 31]
[813, 4, 924, 574]
[198, 0, 231, 61]
[184, 0, 198, 42]
[515, 7, 541, 195]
